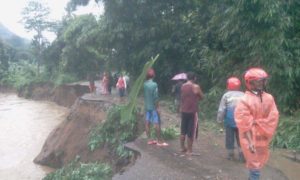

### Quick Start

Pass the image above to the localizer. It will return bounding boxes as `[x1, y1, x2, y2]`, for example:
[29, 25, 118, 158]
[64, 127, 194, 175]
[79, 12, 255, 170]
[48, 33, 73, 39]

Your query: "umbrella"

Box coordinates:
[171, 73, 187, 80]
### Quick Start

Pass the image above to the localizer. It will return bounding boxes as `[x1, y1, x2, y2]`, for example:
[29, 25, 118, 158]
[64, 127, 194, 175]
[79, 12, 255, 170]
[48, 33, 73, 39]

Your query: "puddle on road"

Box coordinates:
[0, 94, 69, 180]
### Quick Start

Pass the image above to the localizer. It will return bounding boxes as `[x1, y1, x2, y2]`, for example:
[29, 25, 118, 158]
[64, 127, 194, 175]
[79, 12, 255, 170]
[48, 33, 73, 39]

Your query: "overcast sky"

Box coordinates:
[0, 0, 103, 41]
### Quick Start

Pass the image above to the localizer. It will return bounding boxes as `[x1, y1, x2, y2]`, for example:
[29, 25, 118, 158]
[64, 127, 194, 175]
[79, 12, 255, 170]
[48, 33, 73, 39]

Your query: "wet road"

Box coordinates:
[0, 94, 69, 180]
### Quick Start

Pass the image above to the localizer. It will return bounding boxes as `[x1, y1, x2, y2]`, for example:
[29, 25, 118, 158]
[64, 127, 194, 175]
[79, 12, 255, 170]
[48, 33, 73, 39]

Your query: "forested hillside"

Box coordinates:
[0, 23, 29, 49]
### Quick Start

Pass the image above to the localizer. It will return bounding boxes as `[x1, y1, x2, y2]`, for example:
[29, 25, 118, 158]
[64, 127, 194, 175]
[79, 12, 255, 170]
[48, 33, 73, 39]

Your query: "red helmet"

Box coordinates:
[227, 77, 241, 90]
[244, 67, 268, 89]
[146, 68, 155, 79]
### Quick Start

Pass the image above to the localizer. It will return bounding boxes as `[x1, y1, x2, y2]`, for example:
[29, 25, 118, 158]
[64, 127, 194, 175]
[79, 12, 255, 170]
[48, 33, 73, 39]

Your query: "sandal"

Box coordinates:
[156, 142, 169, 147]
[147, 140, 157, 145]
[180, 148, 187, 153]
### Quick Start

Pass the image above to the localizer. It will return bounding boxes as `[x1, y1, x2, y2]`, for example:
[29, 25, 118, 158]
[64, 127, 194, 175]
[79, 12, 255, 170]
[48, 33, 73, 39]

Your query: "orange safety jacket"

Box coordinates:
[234, 91, 279, 169]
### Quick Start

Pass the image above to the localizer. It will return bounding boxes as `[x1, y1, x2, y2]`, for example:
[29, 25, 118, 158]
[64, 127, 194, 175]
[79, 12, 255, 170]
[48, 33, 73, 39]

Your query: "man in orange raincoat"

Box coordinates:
[234, 68, 279, 180]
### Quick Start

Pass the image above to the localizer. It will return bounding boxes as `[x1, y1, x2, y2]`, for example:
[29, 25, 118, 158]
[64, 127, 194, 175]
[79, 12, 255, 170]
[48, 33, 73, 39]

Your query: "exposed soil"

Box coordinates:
[30, 84, 143, 172]
[34, 98, 109, 168]
[18, 82, 89, 107]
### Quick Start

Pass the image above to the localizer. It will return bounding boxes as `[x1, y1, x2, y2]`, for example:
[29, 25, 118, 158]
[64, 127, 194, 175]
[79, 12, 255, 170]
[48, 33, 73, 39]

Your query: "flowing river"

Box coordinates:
[0, 93, 69, 180]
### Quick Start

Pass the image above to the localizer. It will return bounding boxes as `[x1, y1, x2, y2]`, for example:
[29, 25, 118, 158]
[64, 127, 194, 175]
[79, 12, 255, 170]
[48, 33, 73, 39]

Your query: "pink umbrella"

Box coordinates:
[171, 73, 187, 80]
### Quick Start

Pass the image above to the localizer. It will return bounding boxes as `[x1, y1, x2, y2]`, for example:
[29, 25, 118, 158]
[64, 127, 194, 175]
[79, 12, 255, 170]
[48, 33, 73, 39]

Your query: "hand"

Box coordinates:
[156, 107, 161, 115]
[248, 143, 256, 153]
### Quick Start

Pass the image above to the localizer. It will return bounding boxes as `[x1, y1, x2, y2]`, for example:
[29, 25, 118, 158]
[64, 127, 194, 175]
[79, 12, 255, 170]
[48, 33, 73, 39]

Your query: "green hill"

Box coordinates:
[0, 23, 29, 49]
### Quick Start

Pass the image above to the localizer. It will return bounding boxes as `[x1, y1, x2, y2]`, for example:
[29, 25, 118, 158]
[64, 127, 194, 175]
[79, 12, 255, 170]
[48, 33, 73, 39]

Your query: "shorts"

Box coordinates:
[181, 112, 195, 138]
[119, 88, 125, 97]
[145, 110, 160, 124]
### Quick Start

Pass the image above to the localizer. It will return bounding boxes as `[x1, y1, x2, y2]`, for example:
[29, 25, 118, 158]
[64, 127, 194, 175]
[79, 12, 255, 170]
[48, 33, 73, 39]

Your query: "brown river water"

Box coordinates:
[0, 94, 69, 180]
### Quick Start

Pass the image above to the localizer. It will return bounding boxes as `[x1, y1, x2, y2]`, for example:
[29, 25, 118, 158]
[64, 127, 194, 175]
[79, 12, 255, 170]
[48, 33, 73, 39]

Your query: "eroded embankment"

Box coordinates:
[33, 98, 114, 168]
[18, 82, 89, 107]
[26, 83, 143, 174]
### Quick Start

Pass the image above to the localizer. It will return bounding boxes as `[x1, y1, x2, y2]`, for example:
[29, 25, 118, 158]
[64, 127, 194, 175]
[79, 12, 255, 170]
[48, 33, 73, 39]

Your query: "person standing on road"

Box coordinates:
[101, 72, 109, 95]
[107, 71, 113, 94]
[217, 77, 244, 161]
[180, 72, 204, 157]
[87, 72, 96, 95]
[172, 79, 185, 113]
[235, 67, 279, 180]
[144, 68, 168, 147]
[116, 74, 126, 102]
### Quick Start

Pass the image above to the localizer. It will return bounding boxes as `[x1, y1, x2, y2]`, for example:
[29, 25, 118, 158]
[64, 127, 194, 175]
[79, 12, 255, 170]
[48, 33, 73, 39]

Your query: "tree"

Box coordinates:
[0, 39, 14, 79]
[67, 0, 300, 112]
[21, 0, 51, 74]
[60, 15, 104, 78]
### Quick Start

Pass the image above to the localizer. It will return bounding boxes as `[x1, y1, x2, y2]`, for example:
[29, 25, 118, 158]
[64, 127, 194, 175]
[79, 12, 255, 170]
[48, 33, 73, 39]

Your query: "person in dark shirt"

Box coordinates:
[180, 72, 204, 158]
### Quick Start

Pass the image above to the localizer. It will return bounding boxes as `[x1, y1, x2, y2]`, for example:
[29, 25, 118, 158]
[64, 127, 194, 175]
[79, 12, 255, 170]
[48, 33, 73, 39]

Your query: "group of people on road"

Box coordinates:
[87, 71, 129, 101]
[143, 69, 204, 152]
[144, 67, 279, 180]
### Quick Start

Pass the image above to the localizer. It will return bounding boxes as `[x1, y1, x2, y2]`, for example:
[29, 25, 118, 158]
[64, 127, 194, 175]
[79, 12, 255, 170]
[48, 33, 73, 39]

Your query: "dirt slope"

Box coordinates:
[34, 97, 114, 168]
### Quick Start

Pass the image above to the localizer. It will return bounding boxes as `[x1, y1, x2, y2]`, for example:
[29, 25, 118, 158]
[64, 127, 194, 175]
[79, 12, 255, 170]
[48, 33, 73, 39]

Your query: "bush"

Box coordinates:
[52, 72, 79, 86]
[44, 158, 112, 180]
[272, 111, 300, 150]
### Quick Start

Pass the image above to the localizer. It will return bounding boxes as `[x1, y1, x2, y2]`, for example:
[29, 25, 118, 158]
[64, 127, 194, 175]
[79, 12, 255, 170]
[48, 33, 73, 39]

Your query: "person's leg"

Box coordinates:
[180, 113, 188, 152]
[186, 113, 195, 155]
[145, 121, 150, 138]
[180, 135, 186, 152]
[249, 169, 261, 180]
[187, 137, 193, 154]
[145, 111, 151, 139]
[152, 110, 168, 146]
[119, 88, 125, 102]
[154, 123, 161, 142]
[225, 126, 235, 160]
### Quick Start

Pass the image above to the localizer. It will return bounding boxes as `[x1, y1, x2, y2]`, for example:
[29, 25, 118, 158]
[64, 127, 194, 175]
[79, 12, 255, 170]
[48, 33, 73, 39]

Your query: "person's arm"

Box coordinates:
[245, 131, 256, 153]
[235, 97, 256, 153]
[193, 84, 204, 100]
[154, 85, 160, 112]
[255, 96, 279, 138]
[217, 94, 226, 123]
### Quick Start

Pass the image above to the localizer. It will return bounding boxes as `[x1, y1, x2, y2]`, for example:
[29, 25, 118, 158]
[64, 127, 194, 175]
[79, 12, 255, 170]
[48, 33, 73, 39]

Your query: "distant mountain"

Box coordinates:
[0, 23, 29, 49]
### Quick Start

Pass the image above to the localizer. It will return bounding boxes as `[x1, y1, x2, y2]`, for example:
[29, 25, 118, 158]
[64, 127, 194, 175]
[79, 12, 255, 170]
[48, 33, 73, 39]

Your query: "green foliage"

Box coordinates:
[44, 158, 112, 180]
[272, 111, 300, 150]
[89, 56, 159, 158]
[161, 126, 180, 140]
[1, 62, 42, 90]
[60, 15, 104, 79]
[89, 105, 134, 158]
[52, 72, 79, 86]
[199, 86, 224, 121]
[0, 40, 13, 80]
[21, 0, 52, 74]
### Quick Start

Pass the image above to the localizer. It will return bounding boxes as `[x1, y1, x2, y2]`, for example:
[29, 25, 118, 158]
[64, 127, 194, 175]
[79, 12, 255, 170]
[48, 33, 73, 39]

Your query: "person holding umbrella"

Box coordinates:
[171, 73, 187, 113]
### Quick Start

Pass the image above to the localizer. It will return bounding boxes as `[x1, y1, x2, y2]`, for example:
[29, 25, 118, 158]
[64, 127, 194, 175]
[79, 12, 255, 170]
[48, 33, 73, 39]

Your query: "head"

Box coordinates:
[244, 67, 268, 92]
[187, 72, 196, 82]
[146, 68, 155, 80]
[227, 77, 241, 90]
